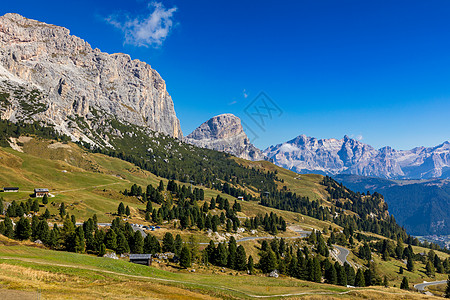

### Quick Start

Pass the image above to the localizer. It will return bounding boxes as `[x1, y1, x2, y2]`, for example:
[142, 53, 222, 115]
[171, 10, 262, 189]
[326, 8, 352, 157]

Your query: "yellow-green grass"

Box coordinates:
[0, 240, 435, 299]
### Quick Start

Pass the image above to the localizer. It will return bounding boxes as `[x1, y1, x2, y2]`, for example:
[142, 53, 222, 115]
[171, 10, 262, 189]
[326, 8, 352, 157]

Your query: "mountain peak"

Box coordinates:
[185, 114, 265, 161]
[0, 13, 182, 146]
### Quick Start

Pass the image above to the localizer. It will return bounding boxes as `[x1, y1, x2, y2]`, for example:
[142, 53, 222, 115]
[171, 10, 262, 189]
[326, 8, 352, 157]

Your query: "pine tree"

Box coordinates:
[158, 180, 164, 192]
[74, 226, 85, 253]
[131, 231, 144, 254]
[15, 217, 31, 240]
[400, 276, 409, 290]
[174, 234, 183, 256]
[42, 194, 48, 205]
[3, 216, 13, 238]
[104, 229, 117, 250]
[180, 245, 191, 268]
[118, 202, 125, 216]
[125, 205, 131, 216]
[215, 243, 228, 267]
[399, 266, 404, 274]
[116, 232, 130, 255]
[355, 269, 365, 287]
[162, 232, 174, 252]
[98, 243, 106, 256]
[444, 275, 450, 298]
[406, 256, 414, 272]
[59, 202, 66, 217]
[43, 208, 51, 219]
[426, 260, 435, 277]
[247, 255, 254, 274]
[0, 197, 3, 214]
[227, 236, 237, 269]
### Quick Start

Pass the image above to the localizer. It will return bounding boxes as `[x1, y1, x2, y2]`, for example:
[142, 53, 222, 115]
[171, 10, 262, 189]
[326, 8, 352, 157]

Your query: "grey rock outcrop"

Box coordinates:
[185, 113, 265, 161]
[264, 135, 450, 179]
[0, 13, 182, 146]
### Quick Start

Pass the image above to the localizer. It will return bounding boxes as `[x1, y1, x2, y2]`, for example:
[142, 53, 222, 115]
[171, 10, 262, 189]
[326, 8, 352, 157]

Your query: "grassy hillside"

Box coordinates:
[0, 236, 439, 300]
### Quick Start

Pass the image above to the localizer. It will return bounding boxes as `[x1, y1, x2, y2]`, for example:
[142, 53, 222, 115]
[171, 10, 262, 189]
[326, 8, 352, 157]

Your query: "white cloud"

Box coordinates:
[106, 2, 177, 48]
[356, 134, 363, 140]
[243, 89, 248, 98]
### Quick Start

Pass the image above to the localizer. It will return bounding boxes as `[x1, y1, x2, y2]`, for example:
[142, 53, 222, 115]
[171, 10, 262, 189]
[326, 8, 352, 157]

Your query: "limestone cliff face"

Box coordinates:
[0, 13, 182, 146]
[185, 113, 265, 161]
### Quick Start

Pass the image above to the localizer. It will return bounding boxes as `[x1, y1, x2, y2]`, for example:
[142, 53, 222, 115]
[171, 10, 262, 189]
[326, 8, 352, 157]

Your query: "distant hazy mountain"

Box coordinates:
[334, 174, 450, 235]
[264, 134, 450, 180]
[185, 114, 265, 161]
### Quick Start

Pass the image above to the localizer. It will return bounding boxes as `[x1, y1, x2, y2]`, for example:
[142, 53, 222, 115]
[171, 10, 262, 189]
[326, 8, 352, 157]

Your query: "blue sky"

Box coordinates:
[2, 1, 450, 150]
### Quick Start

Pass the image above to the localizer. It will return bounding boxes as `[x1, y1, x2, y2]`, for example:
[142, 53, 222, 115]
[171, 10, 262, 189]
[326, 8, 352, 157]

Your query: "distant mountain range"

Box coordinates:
[264, 135, 450, 180]
[334, 174, 450, 236]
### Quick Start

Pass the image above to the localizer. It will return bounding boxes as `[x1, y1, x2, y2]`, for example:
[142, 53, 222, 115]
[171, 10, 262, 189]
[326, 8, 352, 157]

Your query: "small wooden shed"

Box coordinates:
[129, 254, 152, 266]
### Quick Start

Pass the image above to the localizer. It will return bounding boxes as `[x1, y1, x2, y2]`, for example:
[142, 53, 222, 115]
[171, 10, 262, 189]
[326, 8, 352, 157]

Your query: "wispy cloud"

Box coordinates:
[106, 2, 177, 48]
[243, 89, 248, 98]
[356, 134, 363, 141]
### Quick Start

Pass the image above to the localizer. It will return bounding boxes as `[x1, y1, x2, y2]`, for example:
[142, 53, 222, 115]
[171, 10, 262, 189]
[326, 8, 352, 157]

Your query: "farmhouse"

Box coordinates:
[3, 187, 19, 192]
[34, 188, 49, 197]
[129, 254, 152, 266]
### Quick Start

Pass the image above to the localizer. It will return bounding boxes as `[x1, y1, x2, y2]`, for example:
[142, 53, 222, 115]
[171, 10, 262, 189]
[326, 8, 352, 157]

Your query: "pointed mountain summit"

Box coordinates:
[185, 113, 265, 161]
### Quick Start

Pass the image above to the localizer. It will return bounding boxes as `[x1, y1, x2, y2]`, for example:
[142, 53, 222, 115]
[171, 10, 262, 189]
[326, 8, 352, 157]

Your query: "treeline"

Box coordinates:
[0, 119, 70, 147]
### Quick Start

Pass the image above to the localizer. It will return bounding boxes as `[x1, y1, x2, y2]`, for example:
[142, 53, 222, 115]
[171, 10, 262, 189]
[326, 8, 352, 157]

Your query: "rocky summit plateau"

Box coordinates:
[0, 13, 182, 147]
[264, 134, 450, 179]
[185, 113, 265, 161]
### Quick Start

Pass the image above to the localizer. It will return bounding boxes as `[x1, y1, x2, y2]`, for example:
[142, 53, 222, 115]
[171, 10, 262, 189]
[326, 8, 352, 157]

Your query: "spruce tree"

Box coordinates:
[425, 260, 435, 277]
[125, 205, 131, 216]
[180, 245, 191, 268]
[400, 276, 409, 290]
[116, 232, 130, 255]
[104, 229, 117, 250]
[98, 243, 106, 256]
[158, 180, 164, 192]
[247, 255, 254, 274]
[0, 197, 3, 214]
[42, 194, 48, 205]
[162, 232, 174, 252]
[131, 231, 144, 253]
[174, 234, 183, 256]
[118, 202, 125, 216]
[406, 256, 414, 272]
[355, 269, 365, 287]
[15, 217, 31, 240]
[444, 275, 450, 298]
[227, 236, 237, 269]
[59, 202, 66, 217]
[43, 208, 51, 219]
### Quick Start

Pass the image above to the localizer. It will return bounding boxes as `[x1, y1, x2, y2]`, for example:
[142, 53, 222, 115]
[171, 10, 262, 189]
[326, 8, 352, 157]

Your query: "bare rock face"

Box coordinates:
[185, 114, 265, 161]
[264, 135, 450, 179]
[0, 13, 182, 146]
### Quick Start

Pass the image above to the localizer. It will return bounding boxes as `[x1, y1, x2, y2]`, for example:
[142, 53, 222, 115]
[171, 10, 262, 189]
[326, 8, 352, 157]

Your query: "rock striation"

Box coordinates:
[185, 113, 265, 161]
[264, 135, 450, 179]
[0, 13, 182, 146]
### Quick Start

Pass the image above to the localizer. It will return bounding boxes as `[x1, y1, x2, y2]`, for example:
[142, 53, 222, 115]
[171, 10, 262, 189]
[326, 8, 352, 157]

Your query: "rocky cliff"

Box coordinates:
[264, 135, 450, 179]
[0, 13, 182, 147]
[185, 114, 265, 161]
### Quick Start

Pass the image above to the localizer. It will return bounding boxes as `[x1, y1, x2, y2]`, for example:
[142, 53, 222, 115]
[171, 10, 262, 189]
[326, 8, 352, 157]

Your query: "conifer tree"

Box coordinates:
[42, 194, 48, 205]
[0, 197, 3, 214]
[3, 216, 13, 238]
[248, 255, 254, 274]
[444, 275, 450, 298]
[125, 205, 131, 216]
[426, 260, 435, 277]
[118, 202, 125, 216]
[180, 245, 191, 268]
[59, 202, 66, 217]
[355, 269, 365, 287]
[383, 275, 389, 287]
[104, 229, 117, 250]
[43, 208, 51, 219]
[131, 231, 144, 254]
[162, 232, 174, 252]
[235, 245, 247, 271]
[407, 256, 414, 272]
[400, 276, 409, 290]
[15, 216, 31, 240]
[227, 236, 237, 269]
[98, 243, 106, 256]
[116, 232, 130, 254]
[174, 234, 183, 256]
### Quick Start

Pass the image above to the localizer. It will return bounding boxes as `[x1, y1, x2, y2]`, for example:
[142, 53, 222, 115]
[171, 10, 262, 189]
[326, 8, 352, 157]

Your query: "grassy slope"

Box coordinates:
[0, 236, 438, 300]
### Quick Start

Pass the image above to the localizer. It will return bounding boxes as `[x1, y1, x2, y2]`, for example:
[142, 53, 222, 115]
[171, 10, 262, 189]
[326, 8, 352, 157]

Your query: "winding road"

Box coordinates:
[414, 280, 447, 292]
[332, 245, 351, 266]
